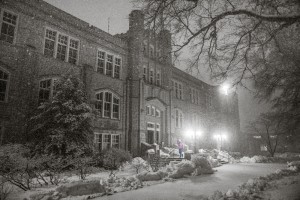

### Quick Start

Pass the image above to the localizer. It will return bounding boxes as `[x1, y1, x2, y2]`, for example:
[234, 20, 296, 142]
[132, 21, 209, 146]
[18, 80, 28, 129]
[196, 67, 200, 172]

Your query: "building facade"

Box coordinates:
[0, 0, 241, 155]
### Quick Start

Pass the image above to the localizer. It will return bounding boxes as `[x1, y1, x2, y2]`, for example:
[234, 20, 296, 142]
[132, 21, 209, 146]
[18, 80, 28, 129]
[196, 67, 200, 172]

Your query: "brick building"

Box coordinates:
[0, 0, 241, 155]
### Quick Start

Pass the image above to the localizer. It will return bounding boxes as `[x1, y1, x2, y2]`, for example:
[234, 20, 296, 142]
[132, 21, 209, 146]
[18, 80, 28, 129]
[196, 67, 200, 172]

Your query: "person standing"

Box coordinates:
[177, 139, 184, 158]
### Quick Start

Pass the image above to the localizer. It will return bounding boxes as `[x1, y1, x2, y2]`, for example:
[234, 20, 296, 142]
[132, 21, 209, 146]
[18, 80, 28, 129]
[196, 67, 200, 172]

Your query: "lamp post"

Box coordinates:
[213, 134, 227, 151]
[186, 128, 202, 153]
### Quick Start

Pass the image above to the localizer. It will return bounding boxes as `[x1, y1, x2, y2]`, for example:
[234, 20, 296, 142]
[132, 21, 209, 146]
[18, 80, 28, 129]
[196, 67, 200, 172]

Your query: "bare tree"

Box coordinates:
[247, 112, 284, 157]
[133, 0, 300, 86]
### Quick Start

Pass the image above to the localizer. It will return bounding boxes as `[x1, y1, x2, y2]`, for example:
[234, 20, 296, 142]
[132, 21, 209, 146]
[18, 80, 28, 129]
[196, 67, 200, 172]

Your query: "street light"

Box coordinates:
[185, 128, 202, 153]
[213, 133, 227, 151]
[220, 83, 230, 96]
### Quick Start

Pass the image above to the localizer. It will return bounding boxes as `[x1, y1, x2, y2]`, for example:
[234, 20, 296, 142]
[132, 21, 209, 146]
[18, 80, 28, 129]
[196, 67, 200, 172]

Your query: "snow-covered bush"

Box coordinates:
[287, 160, 300, 169]
[103, 148, 132, 170]
[240, 155, 269, 163]
[168, 160, 195, 179]
[129, 157, 151, 174]
[191, 154, 214, 176]
[0, 179, 12, 200]
[0, 144, 35, 191]
[136, 170, 168, 181]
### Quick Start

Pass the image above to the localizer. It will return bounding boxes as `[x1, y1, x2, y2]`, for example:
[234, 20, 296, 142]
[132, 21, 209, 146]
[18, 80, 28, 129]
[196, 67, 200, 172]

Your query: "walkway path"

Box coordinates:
[95, 163, 286, 200]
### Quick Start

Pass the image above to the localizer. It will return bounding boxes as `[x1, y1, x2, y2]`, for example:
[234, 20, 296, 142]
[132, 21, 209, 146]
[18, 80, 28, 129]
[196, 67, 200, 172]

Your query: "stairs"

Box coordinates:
[149, 156, 185, 171]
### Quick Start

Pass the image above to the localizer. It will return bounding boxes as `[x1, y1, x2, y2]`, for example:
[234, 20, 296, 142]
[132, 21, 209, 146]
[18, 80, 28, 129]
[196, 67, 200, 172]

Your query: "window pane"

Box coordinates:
[0, 80, 7, 101]
[0, 11, 17, 44]
[56, 34, 68, 61]
[95, 92, 103, 116]
[113, 97, 119, 119]
[104, 92, 112, 118]
[44, 30, 56, 57]
[106, 55, 113, 76]
[38, 79, 51, 104]
[68, 48, 78, 64]
[97, 51, 105, 74]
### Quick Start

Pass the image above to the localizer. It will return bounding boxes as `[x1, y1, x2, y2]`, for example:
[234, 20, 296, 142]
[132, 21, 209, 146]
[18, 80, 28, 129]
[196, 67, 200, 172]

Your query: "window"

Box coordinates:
[143, 41, 147, 56]
[97, 51, 105, 74]
[175, 109, 183, 128]
[112, 134, 120, 148]
[104, 92, 112, 118]
[106, 54, 113, 76]
[146, 105, 150, 115]
[146, 122, 155, 144]
[156, 123, 160, 144]
[156, 71, 161, 86]
[0, 10, 18, 44]
[95, 91, 120, 119]
[38, 78, 57, 104]
[156, 109, 160, 118]
[143, 66, 147, 81]
[96, 50, 122, 79]
[0, 123, 4, 145]
[150, 46, 154, 58]
[206, 94, 212, 108]
[57, 34, 68, 61]
[149, 69, 154, 84]
[173, 80, 183, 99]
[114, 58, 121, 79]
[151, 106, 155, 116]
[44, 28, 79, 64]
[0, 68, 9, 102]
[191, 88, 199, 104]
[69, 39, 79, 64]
[94, 133, 120, 151]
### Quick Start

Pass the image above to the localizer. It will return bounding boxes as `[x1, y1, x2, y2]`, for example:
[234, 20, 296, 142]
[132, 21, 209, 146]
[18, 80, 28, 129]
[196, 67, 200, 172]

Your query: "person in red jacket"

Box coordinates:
[177, 139, 184, 158]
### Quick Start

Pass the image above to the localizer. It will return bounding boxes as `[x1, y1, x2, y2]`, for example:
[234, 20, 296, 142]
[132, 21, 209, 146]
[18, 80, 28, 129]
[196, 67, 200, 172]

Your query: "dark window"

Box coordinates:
[0, 69, 9, 102]
[0, 11, 17, 44]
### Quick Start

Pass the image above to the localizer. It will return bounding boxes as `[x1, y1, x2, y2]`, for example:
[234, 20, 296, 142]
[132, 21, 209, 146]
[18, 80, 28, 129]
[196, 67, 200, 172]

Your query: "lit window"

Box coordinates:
[95, 91, 120, 119]
[38, 78, 58, 105]
[175, 109, 183, 128]
[0, 10, 18, 44]
[106, 54, 113, 77]
[114, 58, 121, 79]
[0, 68, 9, 102]
[97, 51, 105, 74]
[43, 28, 79, 64]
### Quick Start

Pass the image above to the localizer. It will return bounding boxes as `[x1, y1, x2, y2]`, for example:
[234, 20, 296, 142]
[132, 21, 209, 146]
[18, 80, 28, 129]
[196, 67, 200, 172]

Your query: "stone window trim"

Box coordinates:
[0, 67, 10, 103]
[96, 49, 122, 79]
[94, 132, 120, 151]
[95, 90, 120, 120]
[38, 77, 59, 105]
[0, 9, 19, 44]
[43, 27, 80, 65]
